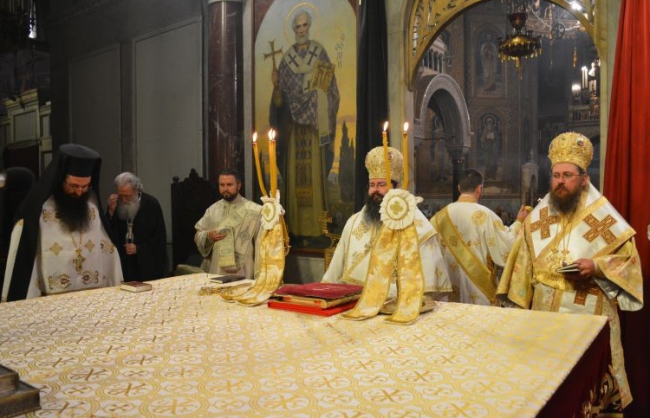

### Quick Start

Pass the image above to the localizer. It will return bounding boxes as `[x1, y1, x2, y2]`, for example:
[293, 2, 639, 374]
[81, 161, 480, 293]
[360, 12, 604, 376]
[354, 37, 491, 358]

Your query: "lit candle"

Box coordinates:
[402, 122, 409, 190]
[268, 129, 277, 196]
[382, 122, 392, 190]
[252, 132, 268, 197]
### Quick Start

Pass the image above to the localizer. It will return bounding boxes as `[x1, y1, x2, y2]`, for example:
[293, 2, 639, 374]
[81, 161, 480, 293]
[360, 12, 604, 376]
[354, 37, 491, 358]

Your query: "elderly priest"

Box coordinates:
[2, 144, 123, 302]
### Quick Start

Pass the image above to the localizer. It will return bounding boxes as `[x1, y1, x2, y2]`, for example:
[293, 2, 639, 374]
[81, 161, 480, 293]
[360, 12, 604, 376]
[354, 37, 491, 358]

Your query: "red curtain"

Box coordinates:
[603, 1, 650, 417]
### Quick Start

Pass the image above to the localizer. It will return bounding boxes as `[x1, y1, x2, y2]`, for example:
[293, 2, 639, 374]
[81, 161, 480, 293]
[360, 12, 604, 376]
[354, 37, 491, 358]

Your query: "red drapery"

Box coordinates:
[603, 1, 650, 417]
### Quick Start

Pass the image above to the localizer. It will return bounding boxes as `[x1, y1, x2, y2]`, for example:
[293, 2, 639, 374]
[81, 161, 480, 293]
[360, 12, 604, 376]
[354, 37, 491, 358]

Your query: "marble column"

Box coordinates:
[207, 0, 244, 185]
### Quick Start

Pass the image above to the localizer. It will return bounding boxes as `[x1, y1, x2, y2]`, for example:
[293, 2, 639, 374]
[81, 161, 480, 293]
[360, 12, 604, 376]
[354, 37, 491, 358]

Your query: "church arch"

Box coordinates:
[415, 74, 470, 149]
[414, 74, 470, 196]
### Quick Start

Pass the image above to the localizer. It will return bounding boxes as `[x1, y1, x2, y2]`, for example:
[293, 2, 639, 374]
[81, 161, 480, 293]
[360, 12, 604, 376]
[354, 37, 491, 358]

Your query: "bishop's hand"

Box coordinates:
[564, 258, 596, 280]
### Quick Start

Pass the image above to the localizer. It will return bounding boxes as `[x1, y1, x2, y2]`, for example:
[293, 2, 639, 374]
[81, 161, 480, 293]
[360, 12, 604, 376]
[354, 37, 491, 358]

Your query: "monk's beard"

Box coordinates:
[117, 198, 141, 221]
[363, 192, 383, 225]
[53, 186, 93, 233]
[549, 184, 583, 215]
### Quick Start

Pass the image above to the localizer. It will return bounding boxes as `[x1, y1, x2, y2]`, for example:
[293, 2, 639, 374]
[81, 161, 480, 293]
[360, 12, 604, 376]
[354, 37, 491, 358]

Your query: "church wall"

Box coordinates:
[68, 46, 122, 198]
[133, 20, 203, 244]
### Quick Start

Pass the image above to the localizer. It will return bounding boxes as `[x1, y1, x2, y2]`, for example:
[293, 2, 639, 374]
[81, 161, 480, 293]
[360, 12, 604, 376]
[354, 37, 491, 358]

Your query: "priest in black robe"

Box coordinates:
[107, 172, 167, 281]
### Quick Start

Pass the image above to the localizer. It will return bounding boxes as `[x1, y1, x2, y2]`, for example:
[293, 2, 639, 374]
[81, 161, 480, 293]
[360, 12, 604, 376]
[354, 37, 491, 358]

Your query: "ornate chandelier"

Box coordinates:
[498, 8, 542, 78]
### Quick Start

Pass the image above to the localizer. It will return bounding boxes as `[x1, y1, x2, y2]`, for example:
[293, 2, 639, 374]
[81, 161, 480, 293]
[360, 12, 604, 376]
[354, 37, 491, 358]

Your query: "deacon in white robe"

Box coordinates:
[194, 169, 262, 279]
[322, 146, 451, 299]
[431, 168, 529, 305]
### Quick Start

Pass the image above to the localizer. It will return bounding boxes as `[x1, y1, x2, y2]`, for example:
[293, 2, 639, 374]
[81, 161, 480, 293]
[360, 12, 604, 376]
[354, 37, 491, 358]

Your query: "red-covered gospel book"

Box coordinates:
[274, 283, 363, 299]
[267, 300, 358, 317]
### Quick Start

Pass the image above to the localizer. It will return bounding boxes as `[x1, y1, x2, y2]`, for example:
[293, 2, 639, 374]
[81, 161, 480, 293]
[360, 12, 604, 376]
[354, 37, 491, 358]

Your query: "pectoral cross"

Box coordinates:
[73, 248, 86, 273]
[264, 39, 283, 70]
[530, 207, 559, 239]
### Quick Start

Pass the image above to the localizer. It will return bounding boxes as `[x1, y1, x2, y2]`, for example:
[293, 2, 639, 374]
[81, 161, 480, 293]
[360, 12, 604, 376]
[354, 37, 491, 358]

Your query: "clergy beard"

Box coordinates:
[363, 192, 384, 226]
[222, 193, 238, 202]
[549, 184, 583, 215]
[116, 198, 141, 221]
[53, 186, 92, 233]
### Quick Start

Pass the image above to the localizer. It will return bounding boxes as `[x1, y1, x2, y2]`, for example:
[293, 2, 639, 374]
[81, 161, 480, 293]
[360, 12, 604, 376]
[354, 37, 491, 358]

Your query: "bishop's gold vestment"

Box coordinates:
[322, 207, 452, 297]
[497, 183, 643, 408]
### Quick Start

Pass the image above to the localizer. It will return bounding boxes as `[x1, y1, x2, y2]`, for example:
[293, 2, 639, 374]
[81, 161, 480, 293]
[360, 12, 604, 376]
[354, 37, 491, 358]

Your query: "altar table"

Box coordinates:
[0, 274, 610, 417]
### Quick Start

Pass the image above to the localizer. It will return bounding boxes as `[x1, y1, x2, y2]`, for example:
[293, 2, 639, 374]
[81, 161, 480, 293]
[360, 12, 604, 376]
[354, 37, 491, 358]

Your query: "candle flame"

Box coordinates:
[403, 122, 409, 132]
[383, 121, 389, 132]
[252, 132, 258, 143]
[269, 129, 276, 141]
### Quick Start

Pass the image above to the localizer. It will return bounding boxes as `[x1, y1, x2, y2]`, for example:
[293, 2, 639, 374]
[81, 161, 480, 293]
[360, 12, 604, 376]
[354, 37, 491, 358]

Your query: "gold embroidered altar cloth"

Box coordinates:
[0, 274, 607, 417]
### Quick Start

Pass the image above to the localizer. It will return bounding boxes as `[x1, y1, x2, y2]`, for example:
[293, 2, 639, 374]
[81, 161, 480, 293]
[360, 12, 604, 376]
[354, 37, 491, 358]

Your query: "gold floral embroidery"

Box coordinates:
[85, 240, 95, 252]
[42, 208, 57, 223]
[48, 274, 71, 291]
[493, 220, 507, 231]
[352, 221, 369, 241]
[471, 211, 487, 226]
[89, 207, 96, 220]
[81, 271, 99, 285]
[101, 240, 115, 254]
[487, 237, 496, 247]
[467, 238, 480, 247]
[49, 242, 63, 256]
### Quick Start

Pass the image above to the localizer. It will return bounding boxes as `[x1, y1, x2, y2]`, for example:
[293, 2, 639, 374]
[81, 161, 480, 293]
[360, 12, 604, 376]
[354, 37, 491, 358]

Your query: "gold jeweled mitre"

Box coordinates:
[365, 146, 404, 182]
[548, 132, 593, 171]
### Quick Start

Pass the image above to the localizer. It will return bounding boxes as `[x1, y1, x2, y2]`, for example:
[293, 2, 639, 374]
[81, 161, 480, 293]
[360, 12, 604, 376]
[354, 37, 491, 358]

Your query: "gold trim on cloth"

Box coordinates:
[433, 207, 496, 303]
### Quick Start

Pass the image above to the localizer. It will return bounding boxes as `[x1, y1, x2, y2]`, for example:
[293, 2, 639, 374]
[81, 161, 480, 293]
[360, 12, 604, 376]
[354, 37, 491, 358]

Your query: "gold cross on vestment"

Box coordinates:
[583, 214, 617, 244]
[73, 248, 86, 273]
[530, 207, 559, 239]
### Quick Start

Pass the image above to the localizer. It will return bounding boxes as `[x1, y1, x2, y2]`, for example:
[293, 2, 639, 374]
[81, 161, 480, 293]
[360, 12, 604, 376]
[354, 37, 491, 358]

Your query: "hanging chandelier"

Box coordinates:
[497, 7, 542, 78]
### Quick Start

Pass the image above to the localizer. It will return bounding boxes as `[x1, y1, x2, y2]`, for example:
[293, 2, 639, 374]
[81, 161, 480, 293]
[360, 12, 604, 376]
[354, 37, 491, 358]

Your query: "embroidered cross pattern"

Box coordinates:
[529, 207, 559, 239]
[583, 214, 617, 243]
